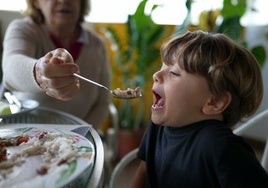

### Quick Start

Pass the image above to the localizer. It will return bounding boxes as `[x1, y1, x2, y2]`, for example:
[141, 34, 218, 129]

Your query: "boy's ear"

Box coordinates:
[202, 92, 232, 115]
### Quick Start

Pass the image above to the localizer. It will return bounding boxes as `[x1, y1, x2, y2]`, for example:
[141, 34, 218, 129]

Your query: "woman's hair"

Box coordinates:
[23, 0, 90, 24]
[160, 30, 263, 127]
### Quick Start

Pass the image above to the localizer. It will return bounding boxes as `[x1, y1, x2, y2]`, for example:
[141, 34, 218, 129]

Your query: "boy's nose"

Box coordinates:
[153, 70, 161, 83]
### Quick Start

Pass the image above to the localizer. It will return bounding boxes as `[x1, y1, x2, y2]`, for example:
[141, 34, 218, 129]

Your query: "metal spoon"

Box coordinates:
[73, 73, 142, 99]
[4, 92, 39, 111]
[3, 92, 20, 113]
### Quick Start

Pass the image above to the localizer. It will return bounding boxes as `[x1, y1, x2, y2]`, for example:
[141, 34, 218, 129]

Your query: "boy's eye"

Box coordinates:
[169, 71, 180, 76]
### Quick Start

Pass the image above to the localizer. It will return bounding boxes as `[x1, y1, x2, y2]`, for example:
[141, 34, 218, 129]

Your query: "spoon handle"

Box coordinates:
[4, 92, 22, 108]
[73, 73, 110, 91]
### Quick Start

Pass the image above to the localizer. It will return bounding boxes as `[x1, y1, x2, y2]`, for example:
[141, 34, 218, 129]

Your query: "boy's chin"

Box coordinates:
[151, 114, 162, 125]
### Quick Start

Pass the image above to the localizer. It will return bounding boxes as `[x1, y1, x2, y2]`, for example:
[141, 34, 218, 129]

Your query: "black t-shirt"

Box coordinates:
[138, 120, 268, 188]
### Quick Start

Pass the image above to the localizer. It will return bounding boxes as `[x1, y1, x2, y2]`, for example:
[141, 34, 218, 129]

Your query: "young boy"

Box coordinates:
[132, 30, 268, 188]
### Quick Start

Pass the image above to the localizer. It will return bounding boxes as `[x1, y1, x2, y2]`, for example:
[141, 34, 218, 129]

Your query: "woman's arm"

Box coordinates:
[131, 160, 147, 188]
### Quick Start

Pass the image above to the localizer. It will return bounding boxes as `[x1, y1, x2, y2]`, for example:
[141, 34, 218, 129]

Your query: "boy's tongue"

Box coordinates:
[155, 97, 165, 107]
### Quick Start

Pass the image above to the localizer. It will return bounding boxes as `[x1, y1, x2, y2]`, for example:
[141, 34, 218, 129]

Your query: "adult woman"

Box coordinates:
[2, 0, 111, 128]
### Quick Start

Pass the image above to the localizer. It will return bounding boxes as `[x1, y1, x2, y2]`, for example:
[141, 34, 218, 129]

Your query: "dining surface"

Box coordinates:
[0, 106, 104, 188]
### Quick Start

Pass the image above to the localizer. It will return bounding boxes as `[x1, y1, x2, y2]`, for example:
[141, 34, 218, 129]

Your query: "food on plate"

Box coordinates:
[0, 102, 11, 115]
[0, 135, 30, 162]
[0, 128, 94, 187]
[112, 87, 142, 98]
[0, 146, 7, 162]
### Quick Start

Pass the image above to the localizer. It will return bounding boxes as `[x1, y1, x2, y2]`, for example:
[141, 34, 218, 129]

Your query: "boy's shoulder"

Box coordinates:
[198, 121, 233, 139]
[196, 121, 236, 145]
[194, 121, 252, 157]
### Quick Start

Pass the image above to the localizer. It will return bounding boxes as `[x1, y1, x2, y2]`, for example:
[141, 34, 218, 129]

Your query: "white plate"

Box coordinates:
[0, 127, 95, 188]
[0, 99, 39, 118]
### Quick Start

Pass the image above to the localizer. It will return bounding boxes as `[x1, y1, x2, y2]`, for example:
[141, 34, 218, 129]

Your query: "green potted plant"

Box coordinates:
[104, 0, 168, 158]
[173, 0, 266, 67]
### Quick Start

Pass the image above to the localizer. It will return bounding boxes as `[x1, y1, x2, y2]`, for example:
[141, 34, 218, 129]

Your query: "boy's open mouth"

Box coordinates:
[152, 91, 165, 109]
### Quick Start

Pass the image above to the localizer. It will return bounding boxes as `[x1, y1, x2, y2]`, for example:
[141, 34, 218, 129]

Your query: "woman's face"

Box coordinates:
[151, 62, 213, 127]
[33, 0, 81, 28]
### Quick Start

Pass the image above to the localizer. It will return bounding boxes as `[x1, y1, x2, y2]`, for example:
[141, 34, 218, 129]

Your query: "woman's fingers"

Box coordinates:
[50, 48, 74, 64]
[43, 62, 79, 77]
[40, 75, 79, 90]
[34, 48, 80, 100]
[45, 79, 80, 101]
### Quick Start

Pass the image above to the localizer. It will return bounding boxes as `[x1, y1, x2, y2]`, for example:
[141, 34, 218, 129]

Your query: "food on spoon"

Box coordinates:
[0, 102, 11, 115]
[112, 87, 142, 98]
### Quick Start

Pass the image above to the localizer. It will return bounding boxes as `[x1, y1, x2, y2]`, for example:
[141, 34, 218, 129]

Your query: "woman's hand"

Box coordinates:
[34, 48, 80, 101]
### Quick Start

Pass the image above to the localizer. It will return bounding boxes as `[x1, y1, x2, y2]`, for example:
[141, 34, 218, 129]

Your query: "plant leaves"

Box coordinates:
[217, 15, 242, 40]
[251, 46, 266, 67]
[221, 0, 247, 19]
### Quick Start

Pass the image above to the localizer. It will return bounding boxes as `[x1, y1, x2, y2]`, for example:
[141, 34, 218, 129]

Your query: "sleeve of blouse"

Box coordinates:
[2, 18, 43, 92]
